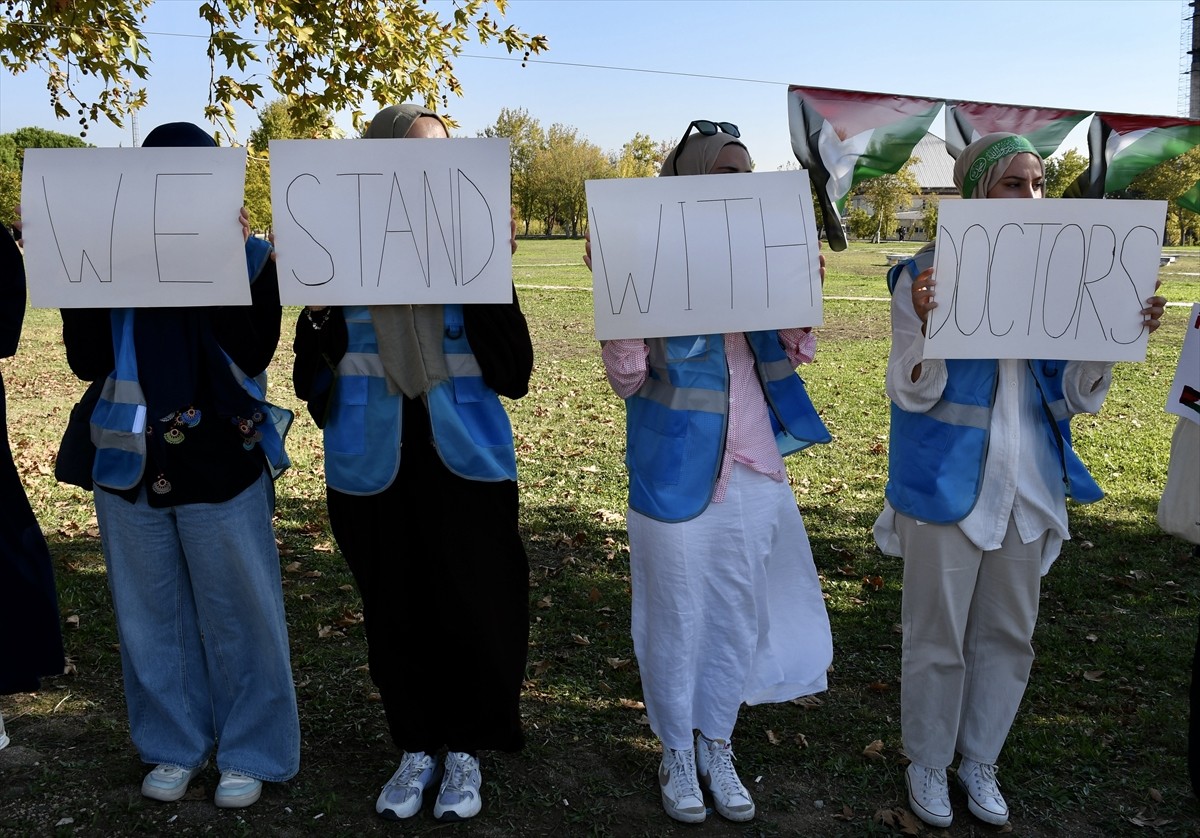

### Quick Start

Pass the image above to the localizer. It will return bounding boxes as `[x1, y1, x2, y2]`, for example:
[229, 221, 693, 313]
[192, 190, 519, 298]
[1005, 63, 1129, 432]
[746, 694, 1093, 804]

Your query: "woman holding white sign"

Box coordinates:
[875, 132, 1166, 828]
[59, 122, 299, 810]
[589, 121, 834, 824]
[291, 104, 533, 824]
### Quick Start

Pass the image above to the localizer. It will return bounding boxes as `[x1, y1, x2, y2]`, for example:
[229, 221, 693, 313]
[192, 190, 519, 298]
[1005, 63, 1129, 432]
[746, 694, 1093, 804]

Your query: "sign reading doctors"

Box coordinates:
[269, 138, 512, 306]
[923, 198, 1167, 362]
[586, 169, 822, 341]
[21, 147, 250, 308]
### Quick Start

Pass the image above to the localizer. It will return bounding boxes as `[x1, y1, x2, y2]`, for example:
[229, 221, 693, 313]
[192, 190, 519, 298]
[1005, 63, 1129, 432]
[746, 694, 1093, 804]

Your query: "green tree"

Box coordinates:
[1043, 148, 1088, 199]
[613, 133, 660, 179]
[920, 194, 940, 242]
[479, 107, 545, 236]
[528, 124, 610, 237]
[0, 167, 19, 228]
[243, 154, 271, 232]
[857, 158, 920, 243]
[0, 1, 547, 138]
[0, 126, 93, 224]
[1127, 146, 1200, 245]
[844, 206, 874, 240]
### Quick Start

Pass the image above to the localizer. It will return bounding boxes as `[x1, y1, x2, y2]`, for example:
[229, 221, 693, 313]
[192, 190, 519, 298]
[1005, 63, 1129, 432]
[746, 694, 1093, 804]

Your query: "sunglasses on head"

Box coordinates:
[671, 120, 741, 176]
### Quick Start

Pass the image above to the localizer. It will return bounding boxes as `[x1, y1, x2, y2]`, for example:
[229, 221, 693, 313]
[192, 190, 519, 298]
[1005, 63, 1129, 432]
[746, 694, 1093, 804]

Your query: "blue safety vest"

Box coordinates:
[90, 236, 291, 490]
[884, 253, 1103, 524]
[322, 305, 517, 495]
[624, 331, 830, 523]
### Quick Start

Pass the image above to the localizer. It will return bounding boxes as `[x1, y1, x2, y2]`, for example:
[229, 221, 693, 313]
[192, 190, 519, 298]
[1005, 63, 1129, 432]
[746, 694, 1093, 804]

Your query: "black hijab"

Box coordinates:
[132, 123, 255, 425]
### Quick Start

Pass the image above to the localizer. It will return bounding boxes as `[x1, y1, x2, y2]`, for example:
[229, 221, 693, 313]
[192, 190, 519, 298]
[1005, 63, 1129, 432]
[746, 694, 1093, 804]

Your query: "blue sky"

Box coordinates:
[0, 0, 1187, 171]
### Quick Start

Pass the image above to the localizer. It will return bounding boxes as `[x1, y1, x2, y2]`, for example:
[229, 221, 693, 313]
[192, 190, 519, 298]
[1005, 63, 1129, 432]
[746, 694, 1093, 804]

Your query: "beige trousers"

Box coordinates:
[897, 513, 1046, 769]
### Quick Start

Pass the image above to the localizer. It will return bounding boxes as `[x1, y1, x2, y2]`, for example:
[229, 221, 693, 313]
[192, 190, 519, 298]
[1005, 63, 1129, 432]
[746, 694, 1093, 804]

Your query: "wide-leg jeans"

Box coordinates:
[95, 471, 300, 781]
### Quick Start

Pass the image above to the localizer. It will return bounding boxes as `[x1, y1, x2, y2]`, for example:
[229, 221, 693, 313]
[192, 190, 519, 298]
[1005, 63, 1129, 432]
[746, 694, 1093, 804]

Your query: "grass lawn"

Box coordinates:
[0, 238, 1197, 836]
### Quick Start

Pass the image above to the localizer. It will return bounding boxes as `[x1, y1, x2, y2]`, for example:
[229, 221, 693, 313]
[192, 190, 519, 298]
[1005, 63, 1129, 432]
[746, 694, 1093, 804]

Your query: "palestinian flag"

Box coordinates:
[944, 101, 1086, 159]
[1178, 179, 1200, 214]
[1071, 113, 1200, 198]
[788, 85, 941, 251]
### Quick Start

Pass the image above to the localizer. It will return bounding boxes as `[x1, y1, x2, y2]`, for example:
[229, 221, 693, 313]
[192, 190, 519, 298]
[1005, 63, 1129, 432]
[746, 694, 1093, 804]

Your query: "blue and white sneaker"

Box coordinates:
[433, 751, 482, 821]
[376, 751, 442, 820]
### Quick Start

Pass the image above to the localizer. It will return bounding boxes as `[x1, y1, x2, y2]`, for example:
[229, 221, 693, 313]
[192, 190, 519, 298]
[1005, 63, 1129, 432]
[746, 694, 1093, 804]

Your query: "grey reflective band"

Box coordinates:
[446, 352, 483, 377]
[759, 356, 796, 383]
[925, 399, 989, 430]
[1045, 398, 1069, 423]
[338, 352, 386, 377]
[97, 431, 142, 453]
[109, 379, 144, 403]
[638, 377, 727, 414]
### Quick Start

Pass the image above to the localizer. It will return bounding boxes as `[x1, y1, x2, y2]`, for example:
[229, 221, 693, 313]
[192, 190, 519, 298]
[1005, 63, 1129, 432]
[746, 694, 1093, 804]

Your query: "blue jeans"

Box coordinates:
[94, 472, 299, 781]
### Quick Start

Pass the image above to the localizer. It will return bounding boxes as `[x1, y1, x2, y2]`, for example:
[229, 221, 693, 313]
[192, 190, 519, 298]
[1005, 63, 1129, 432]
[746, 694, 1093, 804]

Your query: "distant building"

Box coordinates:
[848, 133, 958, 242]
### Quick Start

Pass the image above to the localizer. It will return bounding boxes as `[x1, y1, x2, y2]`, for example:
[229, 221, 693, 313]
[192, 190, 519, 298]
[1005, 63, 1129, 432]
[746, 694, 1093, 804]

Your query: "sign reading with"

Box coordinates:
[586, 169, 822, 340]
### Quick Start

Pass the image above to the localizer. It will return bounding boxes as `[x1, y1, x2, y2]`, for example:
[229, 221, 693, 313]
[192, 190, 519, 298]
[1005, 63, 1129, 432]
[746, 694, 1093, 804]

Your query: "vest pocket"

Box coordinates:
[326, 375, 369, 455]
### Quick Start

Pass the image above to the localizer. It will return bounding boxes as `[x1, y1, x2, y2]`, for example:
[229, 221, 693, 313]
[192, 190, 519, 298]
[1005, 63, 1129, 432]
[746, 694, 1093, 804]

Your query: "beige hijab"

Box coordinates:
[364, 104, 451, 399]
[952, 132, 1042, 200]
[660, 130, 747, 178]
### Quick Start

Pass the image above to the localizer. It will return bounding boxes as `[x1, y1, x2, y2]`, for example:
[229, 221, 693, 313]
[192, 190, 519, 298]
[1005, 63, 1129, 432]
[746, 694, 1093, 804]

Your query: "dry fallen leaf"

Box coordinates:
[765, 729, 781, 745]
[862, 739, 885, 761]
[1083, 670, 1105, 682]
[1149, 788, 1163, 803]
[794, 733, 809, 748]
[792, 694, 824, 709]
[619, 698, 645, 710]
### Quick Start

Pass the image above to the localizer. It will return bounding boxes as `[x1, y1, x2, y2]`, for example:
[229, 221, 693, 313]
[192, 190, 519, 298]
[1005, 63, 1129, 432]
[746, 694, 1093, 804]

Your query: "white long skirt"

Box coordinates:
[628, 463, 833, 750]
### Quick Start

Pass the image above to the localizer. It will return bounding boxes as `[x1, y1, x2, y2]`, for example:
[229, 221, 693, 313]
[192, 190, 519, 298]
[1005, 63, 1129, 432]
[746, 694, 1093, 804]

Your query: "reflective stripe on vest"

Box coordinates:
[89, 308, 148, 490]
[626, 332, 829, 523]
[324, 305, 517, 495]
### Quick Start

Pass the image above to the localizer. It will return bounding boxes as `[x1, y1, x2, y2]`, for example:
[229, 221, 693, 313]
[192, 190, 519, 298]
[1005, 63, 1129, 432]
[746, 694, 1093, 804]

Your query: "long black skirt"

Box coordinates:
[326, 399, 528, 755]
[0, 369, 65, 694]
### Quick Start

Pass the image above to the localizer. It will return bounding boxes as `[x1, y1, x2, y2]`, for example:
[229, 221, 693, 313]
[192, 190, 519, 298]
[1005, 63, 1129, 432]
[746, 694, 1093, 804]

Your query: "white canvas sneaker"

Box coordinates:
[957, 758, 1009, 825]
[905, 761, 952, 828]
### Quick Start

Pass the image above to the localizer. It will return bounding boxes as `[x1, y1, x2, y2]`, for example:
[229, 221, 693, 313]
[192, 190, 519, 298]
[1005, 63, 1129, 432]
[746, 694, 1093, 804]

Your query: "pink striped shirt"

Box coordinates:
[602, 329, 817, 503]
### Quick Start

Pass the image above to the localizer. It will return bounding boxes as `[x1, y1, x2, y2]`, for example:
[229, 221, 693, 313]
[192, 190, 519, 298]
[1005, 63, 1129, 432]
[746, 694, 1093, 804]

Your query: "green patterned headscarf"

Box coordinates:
[953, 133, 1040, 199]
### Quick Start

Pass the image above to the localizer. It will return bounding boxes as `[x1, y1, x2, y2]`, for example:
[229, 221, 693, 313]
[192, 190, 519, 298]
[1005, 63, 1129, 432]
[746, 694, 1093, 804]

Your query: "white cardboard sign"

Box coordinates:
[1166, 302, 1200, 425]
[21, 147, 250, 308]
[586, 169, 822, 340]
[269, 138, 512, 306]
[924, 198, 1166, 361]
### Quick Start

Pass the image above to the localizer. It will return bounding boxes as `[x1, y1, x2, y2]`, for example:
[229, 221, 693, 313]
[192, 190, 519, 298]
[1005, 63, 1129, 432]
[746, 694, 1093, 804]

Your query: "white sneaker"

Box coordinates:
[905, 762, 952, 828]
[214, 771, 262, 808]
[695, 733, 755, 821]
[433, 751, 482, 821]
[658, 745, 706, 823]
[0, 711, 8, 750]
[376, 751, 441, 820]
[957, 758, 1009, 825]
[141, 762, 207, 802]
